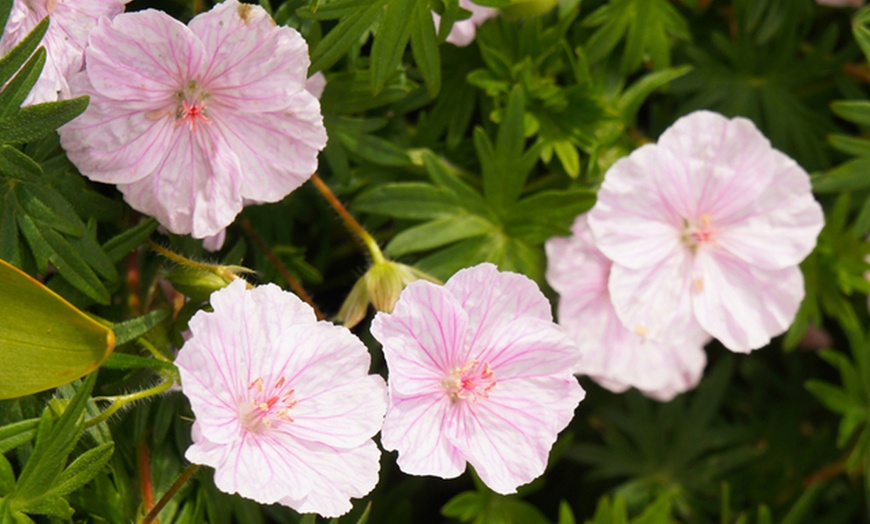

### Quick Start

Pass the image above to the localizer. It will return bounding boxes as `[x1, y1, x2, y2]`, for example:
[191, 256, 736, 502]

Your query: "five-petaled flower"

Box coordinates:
[175, 280, 387, 518]
[588, 110, 824, 353]
[0, 0, 128, 104]
[372, 263, 585, 494]
[546, 214, 708, 401]
[58, 0, 327, 238]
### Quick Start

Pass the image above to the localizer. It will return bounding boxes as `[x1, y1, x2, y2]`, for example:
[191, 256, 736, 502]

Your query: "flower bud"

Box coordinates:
[167, 264, 246, 302]
[335, 261, 440, 328]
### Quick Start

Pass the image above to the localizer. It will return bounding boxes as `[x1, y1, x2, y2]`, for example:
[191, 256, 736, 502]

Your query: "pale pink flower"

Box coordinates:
[371, 263, 584, 494]
[588, 111, 824, 353]
[546, 214, 708, 401]
[58, 0, 327, 238]
[816, 0, 863, 7]
[432, 0, 497, 47]
[0, 0, 128, 104]
[175, 280, 387, 517]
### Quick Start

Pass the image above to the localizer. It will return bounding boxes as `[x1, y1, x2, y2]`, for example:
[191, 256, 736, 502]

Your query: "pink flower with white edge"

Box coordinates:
[546, 214, 708, 401]
[175, 280, 387, 517]
[0, 0, 128, 105]
[58, 0, 327, 238]
[371, 263, 584, 494]
[588, 110, 824, 353]
[432, 0, 497, 47]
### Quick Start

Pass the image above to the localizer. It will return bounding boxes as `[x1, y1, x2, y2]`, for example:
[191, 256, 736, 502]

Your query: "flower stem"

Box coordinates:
[146, 241, 241, 283]
[239, 217, 326, 320]
[310, 173, 386, 265]
[87, 380, 174, 428]
[141, 463, 200, 524]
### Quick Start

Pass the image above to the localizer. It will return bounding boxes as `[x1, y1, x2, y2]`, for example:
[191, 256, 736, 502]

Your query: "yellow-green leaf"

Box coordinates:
[0, 259, 114, 399]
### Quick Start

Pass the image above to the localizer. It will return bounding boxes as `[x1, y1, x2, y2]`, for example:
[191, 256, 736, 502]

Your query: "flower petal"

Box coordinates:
[117, 124, 243, 237]
[208, 92, 326, 203]
[692, 248, 804, 352]
[448, 377, 584, 494]
[587, 146, 685, 270]
[380, 394, 466, 480]
[190, 0, 309, 113]
[279, 374, 386, 449]
[607, 247, 696, 341]
[372, 280, 469, 388]
[444, 263, 552, 356]
[85, 10, 202, 101]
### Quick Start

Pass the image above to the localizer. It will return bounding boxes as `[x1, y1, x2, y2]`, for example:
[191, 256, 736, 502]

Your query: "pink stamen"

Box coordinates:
[241, 375, 298, 432]
[443, 360, 497, 404]
[179, 100, 211, 133]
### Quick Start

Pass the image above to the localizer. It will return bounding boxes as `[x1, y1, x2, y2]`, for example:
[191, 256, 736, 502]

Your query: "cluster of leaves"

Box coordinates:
[3, 0, 870, 523]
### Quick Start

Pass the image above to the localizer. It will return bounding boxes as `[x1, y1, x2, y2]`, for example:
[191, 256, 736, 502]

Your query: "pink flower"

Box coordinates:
[0, 0, 128, 104]
[371, 263, 584, 494]
[175, 280, 387, 517]
[588, 111, 824, 353]
[546, 214, 708, 401]
[816, 0, 864, 7]
[432, 0, 497, 47]
[58, 0, 327, 238]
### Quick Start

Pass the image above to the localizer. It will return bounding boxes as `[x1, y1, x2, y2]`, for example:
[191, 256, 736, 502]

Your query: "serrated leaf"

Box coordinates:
[10, 374, 96, 509]
[0, 96, 88, 145]
[422, 151, 493, 219]
[0, 47, 45, 117]
[0, 419, 39, 454]
[385, 215, 493, 256]
[813, 158, 870, 193]
[49, 442, 114, 497]
[805, 380, 851, 415]
[370, 0, 414, 94]
[410, 0, 441, 96]
[0, 261, 113, 399]
[619, 66, 691, 124]
[102, 218, 157, 262]
[310, 1, 386, 73]
[355, 183, 461, 219]
[480, 87, 528, 212]
[831, 100, 870, 127]
[112, 309, 170, 346]
[336, 131, 412, 167]
[0, 17, 48, 88]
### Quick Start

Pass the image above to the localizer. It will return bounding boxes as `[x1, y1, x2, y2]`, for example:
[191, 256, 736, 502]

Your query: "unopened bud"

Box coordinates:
[335, 261, 440, 328]
[167, 264, 247, 302]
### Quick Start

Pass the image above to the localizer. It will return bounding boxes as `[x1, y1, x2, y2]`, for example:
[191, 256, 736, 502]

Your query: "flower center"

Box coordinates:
[240, 376, 297, 433]
[442, 360, 497, 404]
[680, 213, 716, 253]
[174, 80, 212, 133]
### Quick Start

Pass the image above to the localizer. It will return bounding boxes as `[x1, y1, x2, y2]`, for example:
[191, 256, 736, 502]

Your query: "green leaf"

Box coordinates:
[112, 309, 170, 347]
[0, 455, 14, 496]
[0, 47, 45, 117]
[813, 158, 870, 193]
[422, 152, 493, 219]
[558, 501, 576, 524]
[310, 0, 386, 73]
[618, 65, 692, 124]
[336, 131, 412, 167]
[830, 100, 870, 127]
[101, 353, 178, 374]
[0, 17, 48, 88]
[410, 0, 441, 97]
[584, 0, 689, 72]
[355, 182, 461, 219]
[370, 0, 414, 94]
[385, 215, 493, 256]
[853, 6, 870, 64]
[0, 97, 88, 144]
[49, 442, 114, 497]
[0, 260, 114, 399]
[0, 419, 39, 454]
[102, 218, 157, 262]
[441, 491, 484, 521]
[10, 374, 96, 512]
[805, 380, 851, 415]
[480, 87, 529, 212]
